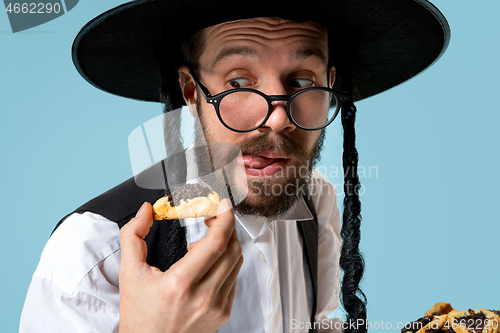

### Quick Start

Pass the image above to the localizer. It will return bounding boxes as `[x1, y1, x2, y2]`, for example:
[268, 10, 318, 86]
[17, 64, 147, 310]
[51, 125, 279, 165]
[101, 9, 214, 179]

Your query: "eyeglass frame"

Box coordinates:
[188, 68, 350, 133]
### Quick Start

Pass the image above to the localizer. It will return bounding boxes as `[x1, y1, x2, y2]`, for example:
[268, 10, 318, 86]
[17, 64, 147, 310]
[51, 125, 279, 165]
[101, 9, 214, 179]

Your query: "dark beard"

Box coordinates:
[194, 97, 325, 218]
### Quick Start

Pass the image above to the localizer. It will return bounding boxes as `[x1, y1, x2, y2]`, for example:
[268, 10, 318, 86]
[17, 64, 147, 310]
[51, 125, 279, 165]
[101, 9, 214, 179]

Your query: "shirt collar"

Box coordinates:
[234, 197, 313, 240]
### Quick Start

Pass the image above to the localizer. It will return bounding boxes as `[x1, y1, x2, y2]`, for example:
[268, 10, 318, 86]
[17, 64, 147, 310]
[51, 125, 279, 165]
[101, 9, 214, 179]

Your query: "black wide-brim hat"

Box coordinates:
[72, 0, 450, 107]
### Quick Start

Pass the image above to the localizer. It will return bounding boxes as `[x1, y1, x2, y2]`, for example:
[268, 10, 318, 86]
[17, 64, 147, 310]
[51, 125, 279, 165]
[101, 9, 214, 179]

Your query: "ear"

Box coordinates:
[178, 66, 198, 118]
[329, 66, 336, 88]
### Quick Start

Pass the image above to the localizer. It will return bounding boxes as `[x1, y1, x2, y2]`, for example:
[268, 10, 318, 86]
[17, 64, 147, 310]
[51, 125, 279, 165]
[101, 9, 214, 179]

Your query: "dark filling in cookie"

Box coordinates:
[403, 310, 499, 333]
[170, 183, 212, 206]
[402, 316, 433, 333]
[165, 192, 174, 207]
[441, 328, 455, 333]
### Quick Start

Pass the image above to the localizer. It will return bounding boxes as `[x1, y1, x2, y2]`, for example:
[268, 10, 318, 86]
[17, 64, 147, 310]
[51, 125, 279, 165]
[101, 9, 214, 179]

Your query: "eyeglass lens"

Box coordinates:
[218, 90, 337, 131]
[219, 91, 269, 131]
[289, 90, 337, 130]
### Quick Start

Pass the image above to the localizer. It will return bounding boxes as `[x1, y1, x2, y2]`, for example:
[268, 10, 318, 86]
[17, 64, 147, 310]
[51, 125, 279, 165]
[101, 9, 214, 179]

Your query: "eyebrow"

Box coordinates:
[210, 46, 328, 70]
[211, 47, 260, 70]
[294, 48, 328, 65]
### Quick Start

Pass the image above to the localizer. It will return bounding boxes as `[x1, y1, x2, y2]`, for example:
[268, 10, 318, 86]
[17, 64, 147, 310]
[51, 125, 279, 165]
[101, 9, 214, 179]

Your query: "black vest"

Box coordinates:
[52, 174, 319, 332]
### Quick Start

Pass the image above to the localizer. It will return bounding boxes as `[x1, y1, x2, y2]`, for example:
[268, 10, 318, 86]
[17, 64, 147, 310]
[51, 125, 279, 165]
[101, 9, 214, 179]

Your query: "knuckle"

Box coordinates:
[169, 270, 191, 292]
[195, 293, 232, 323]
[215, 301, 231, 322]
[225, 212, 235, 224]
[161, 272, 193, 305]
[211, 235, 229, 256]
[119, 224, 130, 236]
[196, 293, 214, 316]
[210, 299, 225, 316]
[222, 303, 233, 321]
[231, 240, 242, 257]
[119, 222, 135, 237]
[159, 287, 178, 305]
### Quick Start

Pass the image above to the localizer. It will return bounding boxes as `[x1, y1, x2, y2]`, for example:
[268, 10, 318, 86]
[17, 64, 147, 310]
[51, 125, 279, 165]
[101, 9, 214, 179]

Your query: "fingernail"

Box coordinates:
[136, 202, 147, 217]
[218, 198, 232, 213]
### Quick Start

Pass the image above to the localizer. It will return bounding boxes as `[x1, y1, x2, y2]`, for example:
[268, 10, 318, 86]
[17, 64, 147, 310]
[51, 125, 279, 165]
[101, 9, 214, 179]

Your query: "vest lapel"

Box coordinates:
[298, 192, 319, 333]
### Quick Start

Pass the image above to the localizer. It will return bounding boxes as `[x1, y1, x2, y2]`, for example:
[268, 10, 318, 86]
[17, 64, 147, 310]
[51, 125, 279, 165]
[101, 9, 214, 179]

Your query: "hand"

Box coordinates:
[119, 199, 243, 333]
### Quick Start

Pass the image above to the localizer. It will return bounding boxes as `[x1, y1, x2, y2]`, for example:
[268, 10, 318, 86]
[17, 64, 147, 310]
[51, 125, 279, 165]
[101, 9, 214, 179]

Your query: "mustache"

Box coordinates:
[237, 133, 309, 159]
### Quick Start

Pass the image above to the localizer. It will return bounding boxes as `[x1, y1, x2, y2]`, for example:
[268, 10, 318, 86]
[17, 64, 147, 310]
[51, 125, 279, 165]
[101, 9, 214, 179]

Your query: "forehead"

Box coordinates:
[199, 17, 329, 70]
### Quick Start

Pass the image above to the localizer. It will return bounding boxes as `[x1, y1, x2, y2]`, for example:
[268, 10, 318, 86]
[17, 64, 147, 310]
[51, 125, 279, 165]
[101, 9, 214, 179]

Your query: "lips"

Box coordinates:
[239, 153, 290, 177]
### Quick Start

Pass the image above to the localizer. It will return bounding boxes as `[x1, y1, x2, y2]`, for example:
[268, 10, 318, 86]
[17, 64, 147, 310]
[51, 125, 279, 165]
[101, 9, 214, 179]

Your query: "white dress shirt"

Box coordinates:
[20, 168, 342, 333]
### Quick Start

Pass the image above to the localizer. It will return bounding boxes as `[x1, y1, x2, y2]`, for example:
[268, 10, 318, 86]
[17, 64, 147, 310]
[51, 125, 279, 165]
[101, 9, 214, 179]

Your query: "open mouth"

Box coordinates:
[238, 153, 290, 177]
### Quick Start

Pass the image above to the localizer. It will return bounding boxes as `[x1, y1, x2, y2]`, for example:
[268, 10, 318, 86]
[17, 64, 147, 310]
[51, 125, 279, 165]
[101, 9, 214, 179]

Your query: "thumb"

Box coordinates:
[120, 202, 153, 267]
[217, 198, 233, 216]
[205, 198, 233, 228]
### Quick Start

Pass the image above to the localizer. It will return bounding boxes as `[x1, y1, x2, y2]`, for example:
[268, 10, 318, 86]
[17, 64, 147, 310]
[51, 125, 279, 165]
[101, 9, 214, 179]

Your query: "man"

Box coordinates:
[20, 0, 450, 332]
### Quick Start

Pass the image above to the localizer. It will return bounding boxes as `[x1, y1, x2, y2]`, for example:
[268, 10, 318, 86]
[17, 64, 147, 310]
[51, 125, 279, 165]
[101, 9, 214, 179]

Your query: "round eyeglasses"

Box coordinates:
[190, 70, 350, 133]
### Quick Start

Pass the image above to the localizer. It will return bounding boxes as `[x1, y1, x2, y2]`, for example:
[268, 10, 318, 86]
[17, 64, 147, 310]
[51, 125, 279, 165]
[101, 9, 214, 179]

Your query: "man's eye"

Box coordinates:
[289, 78, 314, 88]
[228, 78, 251, 88]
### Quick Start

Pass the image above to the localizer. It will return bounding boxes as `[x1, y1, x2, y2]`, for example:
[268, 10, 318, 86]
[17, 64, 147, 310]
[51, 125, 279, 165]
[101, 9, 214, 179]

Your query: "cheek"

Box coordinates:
[298, 130, 321, 151]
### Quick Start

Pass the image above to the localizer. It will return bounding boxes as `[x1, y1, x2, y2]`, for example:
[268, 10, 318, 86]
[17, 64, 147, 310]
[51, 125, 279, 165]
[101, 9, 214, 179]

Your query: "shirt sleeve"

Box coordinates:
[20, 277, 119, 333]
[310, 169, 344, 333]
[20, 212, 122, 333]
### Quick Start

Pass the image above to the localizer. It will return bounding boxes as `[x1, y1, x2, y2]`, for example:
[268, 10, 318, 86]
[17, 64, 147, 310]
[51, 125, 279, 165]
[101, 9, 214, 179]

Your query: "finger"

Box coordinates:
[203, 197, 232, 228]
[212, 254, 242, 322]
[170, 199, 235, 284]
[187, 241, 199, 251]
[199, 228, 241, 294]
[204, 216, 215, 228]
[227, 278, 237, 307]
[219, 254, 243, 301]
[120, 202, 154, 267]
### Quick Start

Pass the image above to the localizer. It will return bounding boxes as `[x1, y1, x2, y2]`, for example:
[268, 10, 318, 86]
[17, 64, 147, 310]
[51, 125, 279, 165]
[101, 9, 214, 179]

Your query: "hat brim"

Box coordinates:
[72, 0, 450, 105]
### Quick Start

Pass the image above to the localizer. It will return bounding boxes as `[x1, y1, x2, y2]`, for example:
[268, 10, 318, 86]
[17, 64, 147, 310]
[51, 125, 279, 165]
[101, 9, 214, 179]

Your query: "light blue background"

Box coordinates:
[1, 1, 499, 331]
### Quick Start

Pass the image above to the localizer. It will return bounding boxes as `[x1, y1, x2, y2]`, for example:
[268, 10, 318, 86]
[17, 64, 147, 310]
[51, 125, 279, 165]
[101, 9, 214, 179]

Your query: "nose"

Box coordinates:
[258, 83, 296, 134]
